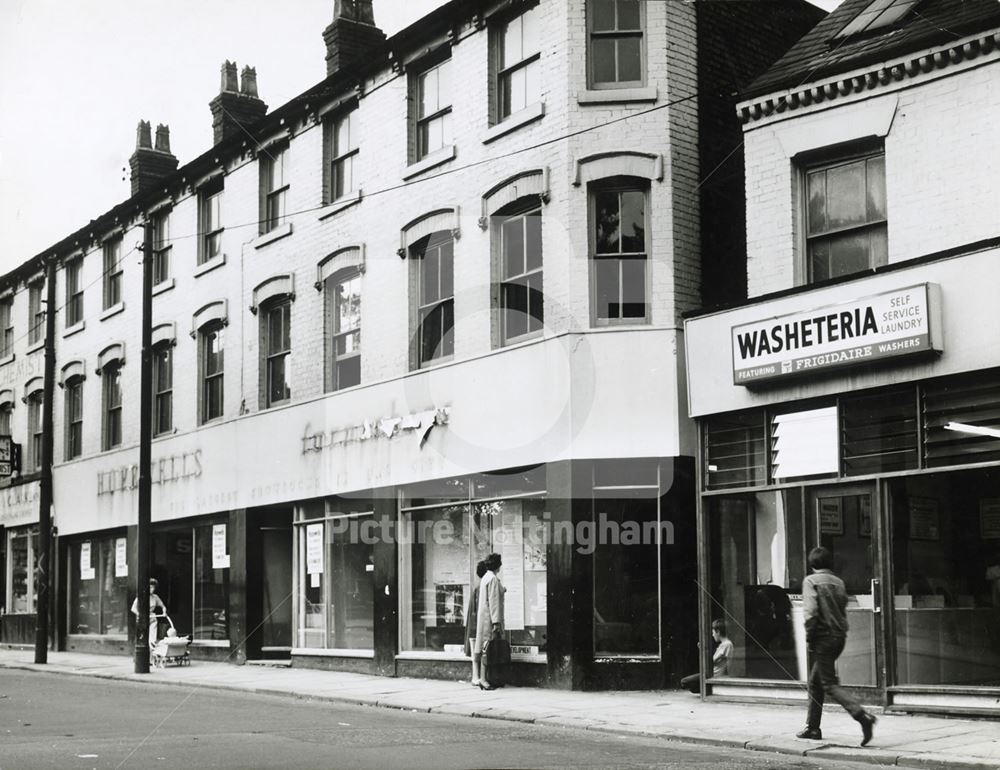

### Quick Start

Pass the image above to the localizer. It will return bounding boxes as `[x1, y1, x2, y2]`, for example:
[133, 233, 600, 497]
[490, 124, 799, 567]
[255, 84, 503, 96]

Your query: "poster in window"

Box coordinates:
[819, 498, 843, 535]
[980, 499, 1000, 539]
[858, 498, 872, 538]
[909, 497, 940, 541]
[306, 523, 323, 575]
[498, 506, 525, 631]
[211, 524, 229, 569]
[115, 537, 128, 577]
[435, 584, 464, 625]
[80, 541, 95, 580]
[523, 514, 547, 571]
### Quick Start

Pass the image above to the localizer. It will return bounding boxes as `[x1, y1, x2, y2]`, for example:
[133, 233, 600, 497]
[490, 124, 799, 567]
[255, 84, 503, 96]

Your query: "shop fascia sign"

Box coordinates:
[302, 406, 451, 454]
[731, 284, 940, 385]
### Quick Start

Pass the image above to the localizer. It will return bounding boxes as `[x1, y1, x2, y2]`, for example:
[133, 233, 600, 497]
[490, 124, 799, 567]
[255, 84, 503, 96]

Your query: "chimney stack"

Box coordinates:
[323, 0, 386, 78]
[129, 120, 179, 196]
[209, 61, 268, 145]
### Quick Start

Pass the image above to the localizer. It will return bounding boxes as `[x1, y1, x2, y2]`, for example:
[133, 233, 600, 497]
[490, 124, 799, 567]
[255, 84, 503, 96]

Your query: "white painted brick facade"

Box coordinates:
[743, 47, 1000, 298]
[0, 0, 756, 497]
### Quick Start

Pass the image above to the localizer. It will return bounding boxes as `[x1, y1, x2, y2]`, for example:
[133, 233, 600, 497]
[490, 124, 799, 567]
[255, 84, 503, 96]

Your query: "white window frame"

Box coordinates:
[412, 232, 455, 369]
[200, 322, 225, 424]
[26, 390, 42, 471]
[326, 269, 362, 392]
[260, 145, 289, 234]
[327, 110, 358, 203]
[495, 204, 543, 346]
[65, 259, 83, 327]
[587, 0, 645, 90]
[414, 58, 453, 161]
[28, 281, 45, 345]
[65, 376, 84, 460]
[589, 178, 650, 326]
[495, 4, 541, 120]
[198, 180, 224, 264]
[262, 299, 291, 408]
[801, 146, 888, 285]
[0, 296, 12, 357]
[152, 211, 171, 285]
[152, 343, 173, 436]
[102, 238, 122, 310]
[102, 361, 123, 451]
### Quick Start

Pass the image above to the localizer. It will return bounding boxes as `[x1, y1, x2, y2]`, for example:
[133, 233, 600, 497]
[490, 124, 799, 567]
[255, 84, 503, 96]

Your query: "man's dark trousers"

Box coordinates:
[806, 635, 865, 729]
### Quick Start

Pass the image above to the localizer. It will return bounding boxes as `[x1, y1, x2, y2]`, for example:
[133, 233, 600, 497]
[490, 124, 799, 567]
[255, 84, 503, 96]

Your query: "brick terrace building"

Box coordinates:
[685, 0, 1000, 712]
[0, 0, 820, 689]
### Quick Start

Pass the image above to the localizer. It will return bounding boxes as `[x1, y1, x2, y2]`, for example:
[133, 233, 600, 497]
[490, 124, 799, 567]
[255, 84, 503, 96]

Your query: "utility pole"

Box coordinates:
[134, 220, 154, 673]
[34, 257, 57, 664]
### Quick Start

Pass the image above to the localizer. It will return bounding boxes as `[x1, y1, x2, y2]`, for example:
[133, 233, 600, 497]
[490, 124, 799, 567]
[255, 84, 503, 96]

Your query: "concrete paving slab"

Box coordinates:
[806, 746, 901, 765]
[897, 753, 1000, 770]
[744, 736, 814, 756]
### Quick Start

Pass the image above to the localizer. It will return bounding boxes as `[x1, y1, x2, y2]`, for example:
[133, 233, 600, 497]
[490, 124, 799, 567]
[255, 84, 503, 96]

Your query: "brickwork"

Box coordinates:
[744, 51, 1000, 298]
[0, 0, 823, 486]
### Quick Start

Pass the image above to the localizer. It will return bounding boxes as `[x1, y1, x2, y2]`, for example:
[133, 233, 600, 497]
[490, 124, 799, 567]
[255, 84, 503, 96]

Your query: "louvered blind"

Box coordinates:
[841, 390, 918, 475]
[704, 412, 766, 489]
[923, 371, 1000, 467]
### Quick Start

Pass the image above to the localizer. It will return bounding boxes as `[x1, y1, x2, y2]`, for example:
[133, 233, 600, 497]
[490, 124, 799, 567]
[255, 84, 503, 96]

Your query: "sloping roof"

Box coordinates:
[744, 0, 1000, 99]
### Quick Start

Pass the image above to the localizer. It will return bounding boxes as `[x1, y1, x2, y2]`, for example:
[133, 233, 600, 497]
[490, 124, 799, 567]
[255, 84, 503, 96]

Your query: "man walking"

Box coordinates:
[797, 546, 877, 746]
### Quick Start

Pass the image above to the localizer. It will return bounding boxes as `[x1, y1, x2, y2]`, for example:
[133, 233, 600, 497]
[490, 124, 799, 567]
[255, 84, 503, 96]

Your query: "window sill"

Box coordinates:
[403, 144, 456, 181]
[395, 651, 467, 662]
[292, 648, 374, 659]
[0, 352, 14, 368]
[190, 639, 230, 648]
[100, 302, 125, 321]
[415, 354, 454, 372]
[194, 253, 226, 278]
[26, 338, 44, 354]
[152, 278, 175, 296]
[577, 86, 658, 104]
[317, 190, 363, 221]
[483, 102, 545, 144]
[500, 329, 544, 349]
[251, 221, 293, 250]
[63, 320, 86, 338]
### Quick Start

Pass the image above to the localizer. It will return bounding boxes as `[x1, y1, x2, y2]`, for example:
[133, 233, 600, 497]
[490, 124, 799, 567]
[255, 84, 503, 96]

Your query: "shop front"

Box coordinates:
[686, 247, 1000, 713]
[0, 479, 42, 646]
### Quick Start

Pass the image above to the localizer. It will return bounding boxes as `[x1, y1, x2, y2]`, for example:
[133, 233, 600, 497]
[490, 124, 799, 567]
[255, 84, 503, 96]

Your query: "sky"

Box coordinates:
[0, 0, 842, 273]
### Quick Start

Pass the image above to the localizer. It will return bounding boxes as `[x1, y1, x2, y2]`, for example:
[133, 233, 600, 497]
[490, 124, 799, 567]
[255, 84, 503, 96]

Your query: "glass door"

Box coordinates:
[807, 484, 883, 692]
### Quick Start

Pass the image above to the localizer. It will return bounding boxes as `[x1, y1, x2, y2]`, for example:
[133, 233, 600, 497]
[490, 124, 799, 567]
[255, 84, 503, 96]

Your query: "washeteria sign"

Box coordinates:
[731, 284, 939, 385]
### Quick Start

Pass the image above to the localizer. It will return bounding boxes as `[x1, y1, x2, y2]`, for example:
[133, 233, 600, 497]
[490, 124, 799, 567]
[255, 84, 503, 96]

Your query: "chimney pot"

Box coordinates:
[220, 60, 239, 94]
[240, 66, 259, 98]
[335, 0, 375, 25]
[130, 120, 178, 196]
[135, 120, 152, 149]
[154, 124, 171, 153]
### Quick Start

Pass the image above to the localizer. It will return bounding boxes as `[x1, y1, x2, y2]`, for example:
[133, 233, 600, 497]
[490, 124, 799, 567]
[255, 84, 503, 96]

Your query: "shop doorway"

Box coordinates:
[247, 507, 293, 661]
[807, 484, 884, 696]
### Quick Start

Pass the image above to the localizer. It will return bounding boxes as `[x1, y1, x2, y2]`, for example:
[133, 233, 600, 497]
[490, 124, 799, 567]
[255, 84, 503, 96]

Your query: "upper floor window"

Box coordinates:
[262, 300, 291, 407]
[65, 260, 83, 327]
[152, 211, 171, 285]
[260, 145, 289, 234]
[102, 238, 123, 310]
[102, 362, 122, 451]
[0, 296, 12, 358]
[26, 390, 42, 471]
[590, 178, 649, 324]
[497, 206, 543, 344]
[326, 110, 358, 202]
[804, 150, 887, 283]
[65, 376, 84, 461]
[414, 58, 452, 160]
[0, 401, 12, 436]
[412, 232, 455, 367]
[153, 344, 173, 436]
[198, 178, 224, 264]
[496, 5, 541, 120]
[200, 323, 225, 423]
[327, 270, 361, 391]
[28, 281, 45, 345]
[588, 0, 644, 88]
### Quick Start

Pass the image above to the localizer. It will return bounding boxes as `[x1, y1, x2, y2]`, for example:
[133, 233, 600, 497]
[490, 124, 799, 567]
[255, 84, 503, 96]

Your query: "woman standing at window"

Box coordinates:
[464, 560, 488, 686]
[475, 553, 506, 690]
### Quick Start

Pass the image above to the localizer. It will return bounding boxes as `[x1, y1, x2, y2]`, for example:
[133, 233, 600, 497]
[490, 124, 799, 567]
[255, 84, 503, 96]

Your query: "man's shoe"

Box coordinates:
[796, 727, 823, 740]
[860, 713, 877, 746]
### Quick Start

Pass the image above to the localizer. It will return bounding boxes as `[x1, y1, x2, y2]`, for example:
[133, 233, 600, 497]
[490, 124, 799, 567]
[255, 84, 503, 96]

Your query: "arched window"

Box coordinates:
[319, 248, 364, 392]
[153, 342, 173, 435]
[64, 376, 84, 460]
[24, 387, 43, 471]
[200, 322, 225, 423]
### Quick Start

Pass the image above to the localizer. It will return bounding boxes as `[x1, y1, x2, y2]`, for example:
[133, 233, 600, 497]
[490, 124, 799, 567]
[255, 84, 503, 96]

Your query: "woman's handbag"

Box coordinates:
[482, 633, 511, 686]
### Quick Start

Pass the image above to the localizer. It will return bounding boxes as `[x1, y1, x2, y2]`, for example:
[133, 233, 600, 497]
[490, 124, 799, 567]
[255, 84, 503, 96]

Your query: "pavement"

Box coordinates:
[1, 647, 998, 770]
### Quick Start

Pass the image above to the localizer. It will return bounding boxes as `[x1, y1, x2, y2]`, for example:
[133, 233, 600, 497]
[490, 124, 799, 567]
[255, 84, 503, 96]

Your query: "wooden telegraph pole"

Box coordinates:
[34, 257, 57, 664]
[134, 221, 154, 673]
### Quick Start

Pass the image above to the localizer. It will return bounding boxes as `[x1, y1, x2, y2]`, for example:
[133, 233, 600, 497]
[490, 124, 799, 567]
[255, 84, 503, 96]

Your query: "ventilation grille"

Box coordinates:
[841, 390, 918, 476]
[923, 371, 1000, 468]
[704, 412, 766, 489]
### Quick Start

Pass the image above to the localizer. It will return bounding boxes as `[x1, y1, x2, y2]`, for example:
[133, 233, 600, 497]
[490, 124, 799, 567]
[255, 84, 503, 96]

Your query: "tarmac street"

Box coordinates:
[1, 649, 999, 769]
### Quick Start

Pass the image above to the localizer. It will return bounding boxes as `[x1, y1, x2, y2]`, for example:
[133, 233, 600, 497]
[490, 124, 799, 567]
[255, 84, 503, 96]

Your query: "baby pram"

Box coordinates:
[150, 615, 191, 668]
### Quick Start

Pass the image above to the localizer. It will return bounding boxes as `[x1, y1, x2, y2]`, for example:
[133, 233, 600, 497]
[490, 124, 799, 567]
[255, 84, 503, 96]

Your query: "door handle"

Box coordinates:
[871, 578, 881, 614]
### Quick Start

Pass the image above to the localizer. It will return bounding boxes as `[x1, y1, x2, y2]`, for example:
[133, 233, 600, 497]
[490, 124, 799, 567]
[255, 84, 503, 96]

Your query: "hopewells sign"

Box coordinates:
[732, 284, 940, 385]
